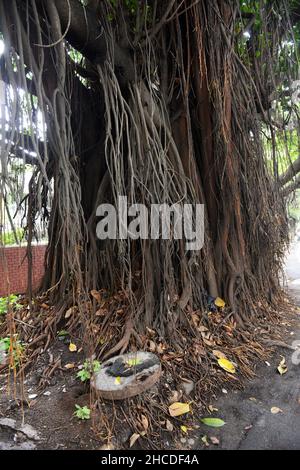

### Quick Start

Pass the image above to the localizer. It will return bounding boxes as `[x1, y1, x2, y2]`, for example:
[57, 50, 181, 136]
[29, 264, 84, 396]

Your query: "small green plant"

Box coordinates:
[77, 359, 101, 382]
[0, 335, 24, 368]
[74, 405, 91, 420]
[0, 294, 22, 316]
[57, 330, 69, 338]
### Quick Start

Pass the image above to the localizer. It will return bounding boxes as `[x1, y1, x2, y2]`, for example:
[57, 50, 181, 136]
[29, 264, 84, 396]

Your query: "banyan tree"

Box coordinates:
[0, 0, 300, 406]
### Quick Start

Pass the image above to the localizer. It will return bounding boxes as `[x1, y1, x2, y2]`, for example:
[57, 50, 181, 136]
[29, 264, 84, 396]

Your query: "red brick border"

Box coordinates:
[0, 245, 47, 297]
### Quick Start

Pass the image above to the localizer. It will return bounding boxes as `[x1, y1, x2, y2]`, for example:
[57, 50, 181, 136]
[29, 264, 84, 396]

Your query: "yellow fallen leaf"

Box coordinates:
[271, 407, 283, 414]
[218, 357, 236, 374]
[169, 402, 190, 417]
[115, 376, 121, 385]
[129, 433, 140, 448]
[181, 425, 188, 434]
[69, 343, 77, 352]
[277, 356, 288, 375]
[215, 297, 225, 308]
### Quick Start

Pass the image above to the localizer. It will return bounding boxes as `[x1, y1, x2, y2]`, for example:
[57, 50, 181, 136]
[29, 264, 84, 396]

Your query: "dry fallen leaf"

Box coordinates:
[213, 350, 227, 360]
[210, 436, 220, 445]
[166, 420, 174, 432]
[95, 308, 107, 317]
[100, 444, 115, 450]
[277, 356, 288, 375]
[148, 340, 156, 352]
[271, 407, 283, 414]
[69, 343, 77, 352]
[65, 307, 76, 319]
[129, 433, 140, 448]
[198, 325, 209, 332]
[208, 405, 219, 412]
[218, 357, 236, 374]
[90, 290, 101, 303]
[156, 343, 165, 354]
[65, 363, 75, 369]
[28, 394, 38, 400]
[201, 435, 209, 447]
[169, 402, 190, 417]
[169, 390, 181, 404]
[140, 415, 149, 432]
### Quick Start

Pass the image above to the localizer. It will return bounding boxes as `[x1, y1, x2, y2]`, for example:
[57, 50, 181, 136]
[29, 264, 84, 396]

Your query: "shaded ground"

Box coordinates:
[0, 342, 99, 449]
[192, 243, 300, 450]
[193, 242, 300, 450]
[0, 246, 300, 450]
[195, 304, 300, 450]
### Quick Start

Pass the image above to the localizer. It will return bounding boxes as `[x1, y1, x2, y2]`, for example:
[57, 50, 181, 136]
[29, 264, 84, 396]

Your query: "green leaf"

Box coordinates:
[77, 369, 90, 382]
[0, 294, 22, 315]
[201, 418, 226, 428]
[74, 405, 91, 420]
[57, 330, 69, 337]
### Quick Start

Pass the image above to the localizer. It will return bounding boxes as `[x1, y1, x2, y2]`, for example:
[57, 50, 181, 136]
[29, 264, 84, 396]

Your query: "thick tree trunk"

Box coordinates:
[0, 0, 292, 346]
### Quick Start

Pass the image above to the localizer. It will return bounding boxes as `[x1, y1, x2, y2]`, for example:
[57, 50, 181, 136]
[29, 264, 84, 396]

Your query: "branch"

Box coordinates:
[281, 174, 300, 198]
[279, 156, 300, 187]
[37, 0, 134, 83]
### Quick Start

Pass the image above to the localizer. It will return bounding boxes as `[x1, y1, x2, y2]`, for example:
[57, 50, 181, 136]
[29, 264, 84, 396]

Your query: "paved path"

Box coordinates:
[197, 243, 300, 450]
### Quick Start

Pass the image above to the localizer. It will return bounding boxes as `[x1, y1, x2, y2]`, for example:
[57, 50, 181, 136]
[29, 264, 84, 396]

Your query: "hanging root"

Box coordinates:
[0, 1, 299, 444]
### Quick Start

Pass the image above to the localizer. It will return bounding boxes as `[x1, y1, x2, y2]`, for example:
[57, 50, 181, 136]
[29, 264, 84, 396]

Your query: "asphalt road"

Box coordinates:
[196, 243, 300, 450]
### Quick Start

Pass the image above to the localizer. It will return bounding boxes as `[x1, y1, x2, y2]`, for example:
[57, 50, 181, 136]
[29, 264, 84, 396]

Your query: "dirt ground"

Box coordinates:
[0, 305, 299, 450]
[0, 336, 198, 450]
[0, 340, 99, 449]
